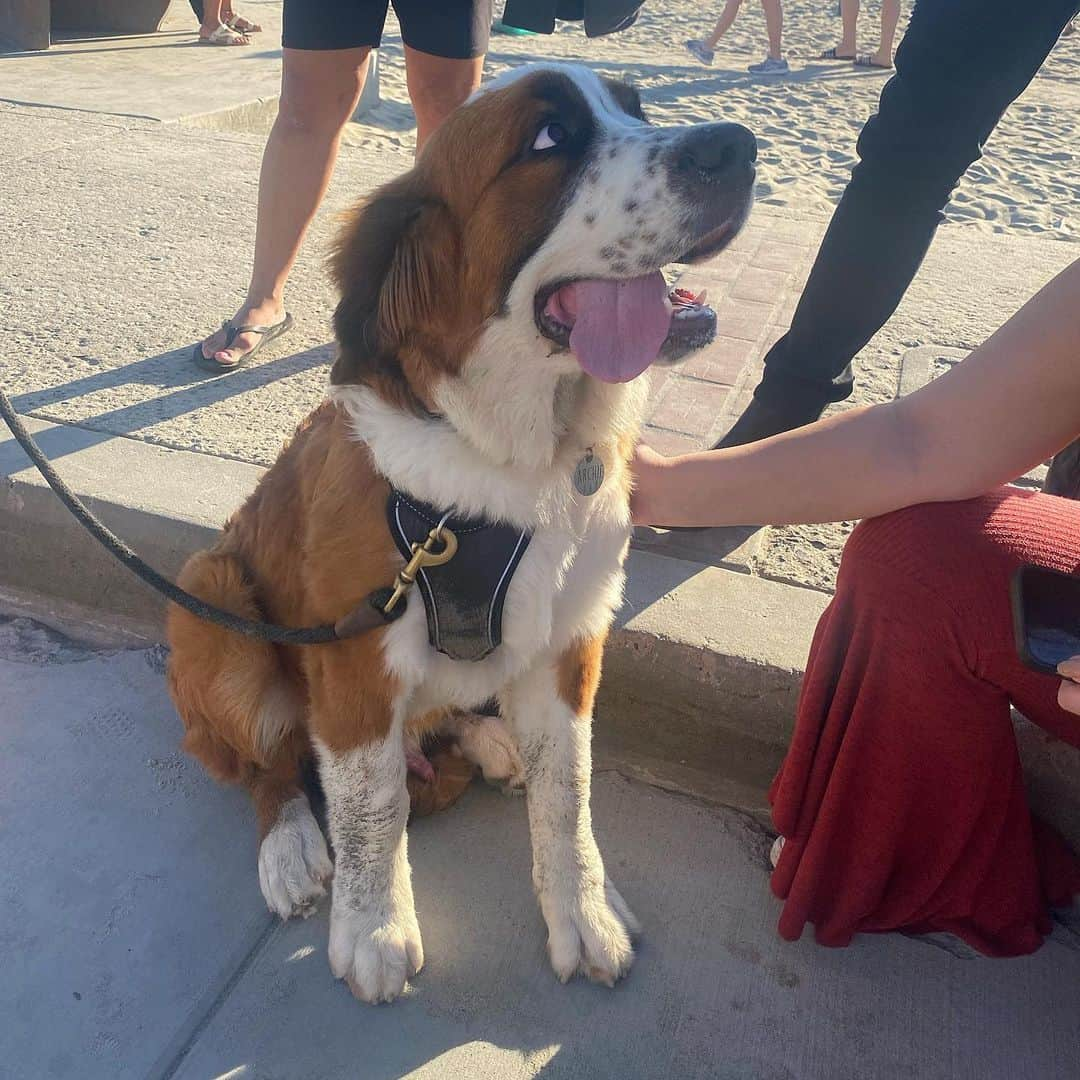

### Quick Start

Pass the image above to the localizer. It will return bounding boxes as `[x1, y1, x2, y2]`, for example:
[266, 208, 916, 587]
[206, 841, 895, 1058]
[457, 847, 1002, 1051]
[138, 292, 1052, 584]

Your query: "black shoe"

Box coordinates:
[1044, 438, 1080, 500]
[712, 395, 828, 450]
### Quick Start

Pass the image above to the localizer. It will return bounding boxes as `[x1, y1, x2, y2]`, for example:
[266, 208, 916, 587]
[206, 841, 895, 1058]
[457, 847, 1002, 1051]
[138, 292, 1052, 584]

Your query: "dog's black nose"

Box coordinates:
[675, 123, 757, 181]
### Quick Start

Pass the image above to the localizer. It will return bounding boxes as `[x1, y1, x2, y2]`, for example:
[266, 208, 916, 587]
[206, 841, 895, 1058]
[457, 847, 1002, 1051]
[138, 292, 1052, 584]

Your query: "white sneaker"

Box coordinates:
[769, 835, 786, 868]
[748, 56, 789, 75]
[685, 39, 715, 65]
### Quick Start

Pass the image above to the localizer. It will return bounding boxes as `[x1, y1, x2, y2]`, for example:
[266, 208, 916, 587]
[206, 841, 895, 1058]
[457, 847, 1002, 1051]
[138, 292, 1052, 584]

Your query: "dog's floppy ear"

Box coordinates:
[329, 178, 461, 391]
[601, 77, 646, 122]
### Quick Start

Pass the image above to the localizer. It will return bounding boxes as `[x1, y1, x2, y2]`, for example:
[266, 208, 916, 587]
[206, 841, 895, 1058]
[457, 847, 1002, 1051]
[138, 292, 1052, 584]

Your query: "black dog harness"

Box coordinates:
[386, 490, 532, 662]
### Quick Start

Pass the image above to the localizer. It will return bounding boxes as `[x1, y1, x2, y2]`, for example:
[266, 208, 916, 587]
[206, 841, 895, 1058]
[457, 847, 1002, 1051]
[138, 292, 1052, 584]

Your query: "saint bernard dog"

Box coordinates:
[167, 63, 756, 1004]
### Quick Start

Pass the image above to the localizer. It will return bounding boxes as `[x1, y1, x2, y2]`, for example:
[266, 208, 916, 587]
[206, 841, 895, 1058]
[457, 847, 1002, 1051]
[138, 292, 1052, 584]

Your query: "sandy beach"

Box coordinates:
[333, 0, 1080, 239]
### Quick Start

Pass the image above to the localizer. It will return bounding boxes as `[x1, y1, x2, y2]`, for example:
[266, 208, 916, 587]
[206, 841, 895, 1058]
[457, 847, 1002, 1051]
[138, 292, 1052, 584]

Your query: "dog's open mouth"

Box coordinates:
[536, 273, 717, 384]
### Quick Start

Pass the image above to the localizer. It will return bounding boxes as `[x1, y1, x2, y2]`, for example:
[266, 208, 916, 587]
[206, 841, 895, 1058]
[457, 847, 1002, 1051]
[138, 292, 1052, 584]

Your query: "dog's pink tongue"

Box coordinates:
[566, 272, 672, 383]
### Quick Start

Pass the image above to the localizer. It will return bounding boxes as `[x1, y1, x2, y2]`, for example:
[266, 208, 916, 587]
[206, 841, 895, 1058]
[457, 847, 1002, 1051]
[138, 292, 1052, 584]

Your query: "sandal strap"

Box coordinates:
[203, 23, 246, 43]
[221, 320, 278, 348]
[228, 322, 279, 335]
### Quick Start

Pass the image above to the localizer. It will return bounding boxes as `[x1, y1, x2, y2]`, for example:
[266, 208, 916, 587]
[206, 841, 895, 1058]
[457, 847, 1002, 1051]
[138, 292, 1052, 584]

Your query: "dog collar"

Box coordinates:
[386, 490, 532, 662]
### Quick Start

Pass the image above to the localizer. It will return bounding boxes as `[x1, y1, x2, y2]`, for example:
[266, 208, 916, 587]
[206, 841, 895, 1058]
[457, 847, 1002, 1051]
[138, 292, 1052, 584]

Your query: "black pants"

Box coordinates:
[756, 0, 1078, 412]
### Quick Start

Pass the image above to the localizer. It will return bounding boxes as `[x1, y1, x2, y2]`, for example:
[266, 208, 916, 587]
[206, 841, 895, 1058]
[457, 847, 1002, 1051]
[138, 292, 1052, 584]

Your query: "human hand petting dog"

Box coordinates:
[1058, 656, 1080, 716]
[632, 258, 1080, 533]
[629, 443, 675, 527]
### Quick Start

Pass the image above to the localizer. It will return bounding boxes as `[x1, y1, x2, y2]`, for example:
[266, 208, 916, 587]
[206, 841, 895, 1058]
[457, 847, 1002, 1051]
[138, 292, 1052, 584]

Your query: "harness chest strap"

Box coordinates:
[386, 490, 532, 662]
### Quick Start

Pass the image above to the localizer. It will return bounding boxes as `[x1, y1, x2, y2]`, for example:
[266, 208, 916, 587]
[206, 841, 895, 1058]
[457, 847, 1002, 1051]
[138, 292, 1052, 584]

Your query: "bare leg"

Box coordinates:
[703, 0, 745, 49]
[761, 0, 783, 60]
[199, 0, 222, 32]
[403, 46, 485, 154]
[874, 0, 902, 66]
[199, 47, 372, 365]
[837, 0, 859, 56]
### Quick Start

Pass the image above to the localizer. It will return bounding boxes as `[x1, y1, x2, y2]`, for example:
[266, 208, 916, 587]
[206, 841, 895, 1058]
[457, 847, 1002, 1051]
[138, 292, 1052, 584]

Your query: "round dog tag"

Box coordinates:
[573, 449, 604, 496]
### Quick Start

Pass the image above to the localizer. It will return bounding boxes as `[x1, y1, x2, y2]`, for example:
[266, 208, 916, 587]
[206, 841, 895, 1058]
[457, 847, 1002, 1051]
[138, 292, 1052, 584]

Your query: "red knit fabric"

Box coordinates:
[769, 488, 1080, 957]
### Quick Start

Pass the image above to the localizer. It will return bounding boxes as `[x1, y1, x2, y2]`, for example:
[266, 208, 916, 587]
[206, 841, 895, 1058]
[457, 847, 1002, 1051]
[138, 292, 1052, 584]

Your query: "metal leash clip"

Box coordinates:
[381, 512, 458, 615]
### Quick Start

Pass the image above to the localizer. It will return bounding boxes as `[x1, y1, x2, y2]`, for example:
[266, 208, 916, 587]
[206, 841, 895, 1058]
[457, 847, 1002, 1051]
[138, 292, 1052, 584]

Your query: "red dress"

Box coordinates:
[769, 488, 1080, 957]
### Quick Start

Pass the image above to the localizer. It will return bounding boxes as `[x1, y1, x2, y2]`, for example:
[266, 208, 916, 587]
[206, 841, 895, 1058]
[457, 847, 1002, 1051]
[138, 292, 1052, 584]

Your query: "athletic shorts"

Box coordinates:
[282, 0, 493, 58]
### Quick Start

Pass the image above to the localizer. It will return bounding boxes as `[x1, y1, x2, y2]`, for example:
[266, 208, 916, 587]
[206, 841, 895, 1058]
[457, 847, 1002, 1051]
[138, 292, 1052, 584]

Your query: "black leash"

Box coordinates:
[0, 387, 453, 645]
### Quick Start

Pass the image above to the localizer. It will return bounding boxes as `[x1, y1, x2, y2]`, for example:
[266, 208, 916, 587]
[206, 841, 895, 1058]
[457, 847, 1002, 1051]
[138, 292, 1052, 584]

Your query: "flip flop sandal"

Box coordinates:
[492, 19, 535, 35]
[819, 47, 855, 60]
[192, 313, 294, 373]
[198, 23, 250, 45]
[854, 54, 893, 69]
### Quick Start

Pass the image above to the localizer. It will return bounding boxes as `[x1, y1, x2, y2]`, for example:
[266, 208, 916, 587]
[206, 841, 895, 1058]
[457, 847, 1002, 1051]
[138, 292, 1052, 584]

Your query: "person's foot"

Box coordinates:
[854, 51, 893, 69]
[712, 395, 827, 450]
[685, 39, 715, 65]
[199, 21, 250, 45]
[223, 10, 262, 33]
[748, 56, 789, 75]
[1044, 438, 1080, 500]
[819, 45, 856, 60]
[197, 300, 286, 366]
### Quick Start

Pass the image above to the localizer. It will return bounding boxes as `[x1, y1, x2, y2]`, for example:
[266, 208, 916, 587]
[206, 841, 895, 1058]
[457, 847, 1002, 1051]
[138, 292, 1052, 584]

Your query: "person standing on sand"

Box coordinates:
[819, 0, 901, 70]
[191, 0, 492, 372]
[685, 0, 789, 75]
[708, 0, 1080, 495]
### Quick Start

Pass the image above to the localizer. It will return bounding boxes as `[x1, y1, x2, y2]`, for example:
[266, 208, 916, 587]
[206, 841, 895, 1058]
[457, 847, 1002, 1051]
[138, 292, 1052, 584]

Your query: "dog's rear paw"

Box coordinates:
[540, 877, 639, 987]
[328, 906, 424, 1004]
[448, 712, 526, 793]
[258, 795, 334, 919]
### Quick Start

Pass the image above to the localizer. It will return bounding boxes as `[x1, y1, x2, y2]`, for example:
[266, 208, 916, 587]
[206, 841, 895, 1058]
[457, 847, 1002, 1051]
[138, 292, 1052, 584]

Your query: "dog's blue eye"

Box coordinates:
[533, 123, 567, 151]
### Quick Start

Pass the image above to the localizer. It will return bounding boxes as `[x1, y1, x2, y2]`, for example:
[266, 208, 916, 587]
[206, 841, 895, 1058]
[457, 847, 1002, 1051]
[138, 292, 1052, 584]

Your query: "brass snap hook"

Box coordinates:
[381, 514, 458, 615]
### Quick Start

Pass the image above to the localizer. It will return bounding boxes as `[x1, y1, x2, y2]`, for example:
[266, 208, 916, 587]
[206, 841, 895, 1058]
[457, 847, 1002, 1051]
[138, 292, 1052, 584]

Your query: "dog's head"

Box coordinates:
[331, 63, 755, 418]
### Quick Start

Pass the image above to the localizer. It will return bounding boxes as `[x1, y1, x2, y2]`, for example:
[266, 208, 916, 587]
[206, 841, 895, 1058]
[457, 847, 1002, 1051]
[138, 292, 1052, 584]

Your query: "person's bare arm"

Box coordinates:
[632, 258, 1080, 528]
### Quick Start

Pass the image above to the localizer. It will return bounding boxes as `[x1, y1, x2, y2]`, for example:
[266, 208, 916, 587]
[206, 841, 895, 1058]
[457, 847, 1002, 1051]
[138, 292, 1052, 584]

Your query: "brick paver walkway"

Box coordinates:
[645, 215, 825, 453]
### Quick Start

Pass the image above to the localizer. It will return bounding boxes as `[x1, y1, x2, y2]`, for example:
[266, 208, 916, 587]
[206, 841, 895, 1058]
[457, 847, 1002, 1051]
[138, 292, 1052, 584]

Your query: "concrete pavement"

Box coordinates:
[4, 617, 1080, 1080]
[0, 1, 285, 122]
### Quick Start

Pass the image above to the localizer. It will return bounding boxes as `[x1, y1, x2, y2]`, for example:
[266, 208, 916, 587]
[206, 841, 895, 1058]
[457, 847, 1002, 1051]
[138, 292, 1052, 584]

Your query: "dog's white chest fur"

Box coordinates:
[332, 375, 643, 716]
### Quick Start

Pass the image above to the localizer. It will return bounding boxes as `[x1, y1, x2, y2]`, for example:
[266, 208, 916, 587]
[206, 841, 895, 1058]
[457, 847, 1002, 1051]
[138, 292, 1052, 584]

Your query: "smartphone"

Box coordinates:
[1010, 564, 1080, 676]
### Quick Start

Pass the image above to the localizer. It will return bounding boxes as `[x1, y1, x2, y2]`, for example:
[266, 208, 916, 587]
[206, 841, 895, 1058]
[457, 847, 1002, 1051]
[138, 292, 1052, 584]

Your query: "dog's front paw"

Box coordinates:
[540, 877, 640, 987]
[258, 796, 334, 919]
[328, 905, 424, 1004]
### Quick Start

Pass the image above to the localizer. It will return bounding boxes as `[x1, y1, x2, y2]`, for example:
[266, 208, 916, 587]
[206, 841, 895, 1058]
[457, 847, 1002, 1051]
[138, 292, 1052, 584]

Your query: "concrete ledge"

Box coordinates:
[597, 549, 828, 819]
[177, 54, 380, 134]
[0, 417, 261, 627]
[3, 414, 1078, 847]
